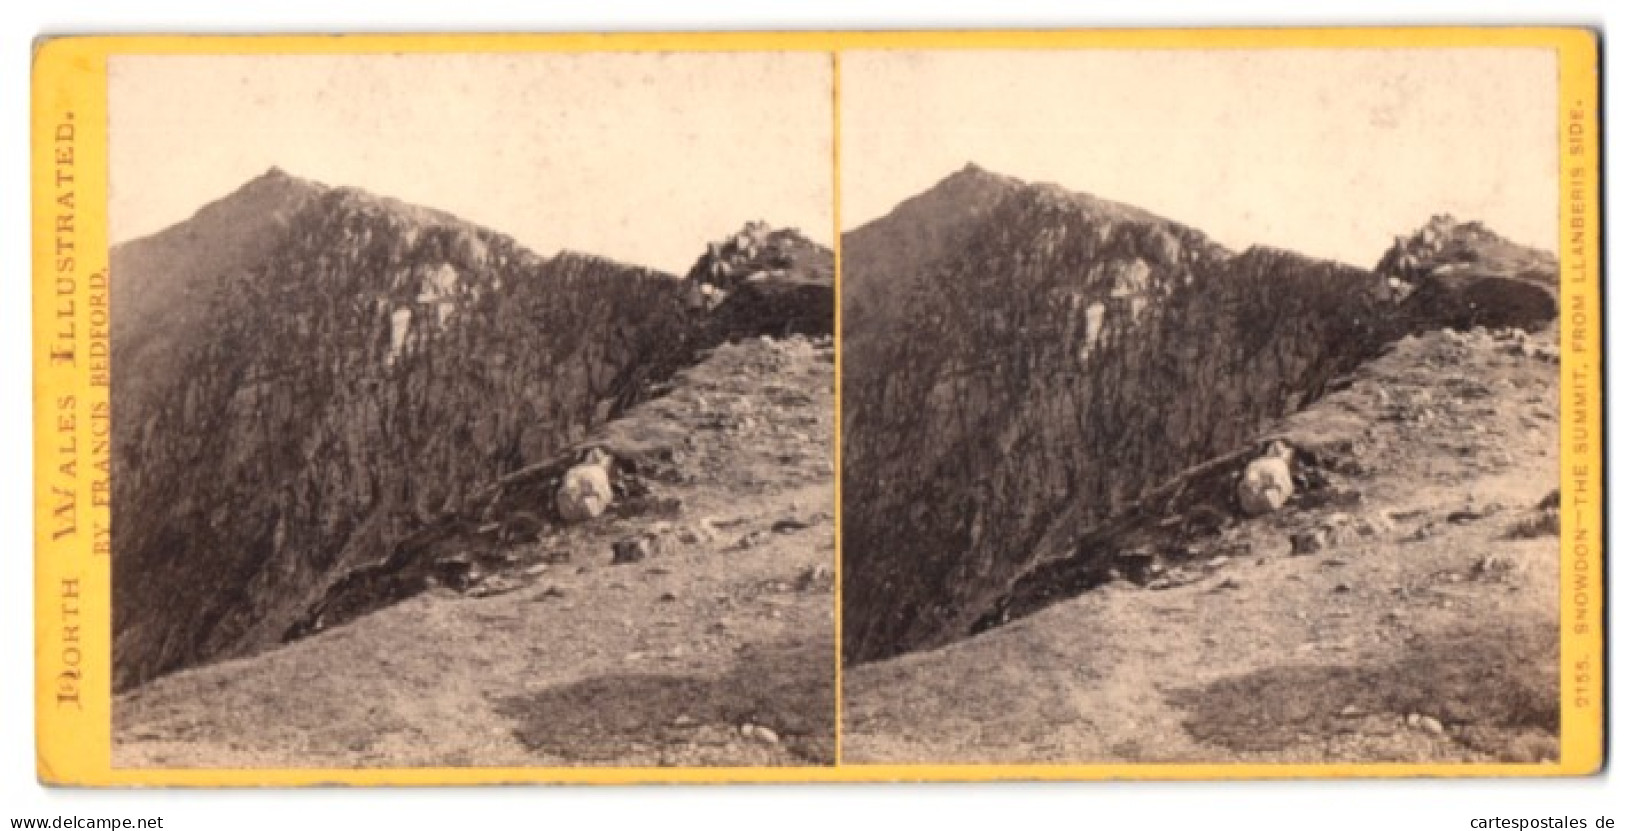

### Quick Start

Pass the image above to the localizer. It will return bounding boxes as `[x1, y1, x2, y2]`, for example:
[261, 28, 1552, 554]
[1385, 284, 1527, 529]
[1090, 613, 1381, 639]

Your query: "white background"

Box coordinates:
[1, 3, 1619, 829]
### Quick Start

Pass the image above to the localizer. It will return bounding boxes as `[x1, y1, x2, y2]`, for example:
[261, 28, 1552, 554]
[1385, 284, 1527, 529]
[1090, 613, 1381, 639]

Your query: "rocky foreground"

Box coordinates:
[844, 324, 1559, 764]
[115, 334, 837, 768]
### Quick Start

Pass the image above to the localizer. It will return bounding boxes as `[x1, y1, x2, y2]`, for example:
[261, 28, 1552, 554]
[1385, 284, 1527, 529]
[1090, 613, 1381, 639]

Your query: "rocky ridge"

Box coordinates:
[840, 165, 1560, 666]
[111, 170, 832, 690]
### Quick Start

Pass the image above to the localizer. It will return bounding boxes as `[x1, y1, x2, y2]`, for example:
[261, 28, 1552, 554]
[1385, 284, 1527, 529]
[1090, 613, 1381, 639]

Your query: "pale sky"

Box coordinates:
[109, 52, 833, 274]
[842, 49, 1558, 267]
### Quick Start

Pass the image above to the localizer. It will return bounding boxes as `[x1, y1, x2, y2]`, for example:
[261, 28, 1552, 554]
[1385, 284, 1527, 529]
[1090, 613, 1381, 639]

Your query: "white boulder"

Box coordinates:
[557, 448, 614, 523]
[1237, 440, 1295, 517]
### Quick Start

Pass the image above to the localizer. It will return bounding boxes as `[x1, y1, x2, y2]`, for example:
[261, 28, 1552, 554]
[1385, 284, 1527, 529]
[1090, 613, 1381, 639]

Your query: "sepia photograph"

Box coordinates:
[105, 51, 837, 768]
[838, 48, 1566, 765]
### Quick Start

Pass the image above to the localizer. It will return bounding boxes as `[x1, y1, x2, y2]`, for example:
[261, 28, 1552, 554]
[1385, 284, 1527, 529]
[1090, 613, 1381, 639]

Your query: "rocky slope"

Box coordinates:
[840, 165, 1559, 667]
[845, 324, 1559, 763]
[115, 333, 836, 767]
[111, 170, 832, 693]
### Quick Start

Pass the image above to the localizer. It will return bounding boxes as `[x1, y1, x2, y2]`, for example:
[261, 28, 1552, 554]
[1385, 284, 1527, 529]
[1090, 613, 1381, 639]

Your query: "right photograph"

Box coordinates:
[839, 49, 1563, 764]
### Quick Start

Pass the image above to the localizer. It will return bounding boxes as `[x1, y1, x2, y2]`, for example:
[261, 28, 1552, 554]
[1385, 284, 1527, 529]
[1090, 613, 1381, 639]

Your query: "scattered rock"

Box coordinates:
[1506, 506, 1560, 539]
[739, 723, 779, 745]
[658, 591, 678, 603]
[1113, 549, 1161, 584]
[1404, 522, 1436, 543]
[1537, 489, 1561, 511]
[433, 553, 478, 590]
[1447, 502, 1502, 524]
[677, 524, 716, 545]
[500, 511, 545, 544]
[795, 564, 835, 592]
[1469, 553, 1520, 581]
[1291, 528, 1328, 556]
[466, 575, 522, 598]
[531, 585, 567, 601]
[646, 496, 685, 518]
[1353, 513, 1394, 538]
[771, 518, 811, 534]
[611, 537, 651, 565]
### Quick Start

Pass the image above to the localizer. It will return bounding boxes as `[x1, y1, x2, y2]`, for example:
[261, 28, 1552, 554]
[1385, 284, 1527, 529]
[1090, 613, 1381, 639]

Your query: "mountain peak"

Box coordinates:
[232, 165, 322, 198]
[931, 162, 1023, 195]
[951, 161, 993, 179]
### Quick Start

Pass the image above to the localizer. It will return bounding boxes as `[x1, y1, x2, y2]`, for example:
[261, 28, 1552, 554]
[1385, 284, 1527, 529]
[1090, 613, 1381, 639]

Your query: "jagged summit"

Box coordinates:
[936, 160, 1022, 191]
[174, 165, 317, 221]
[1375, 213, 1557, 286]
[925, 163, 1183, 231]
[243, 164, 312, 190]
[683, 221, 834, 291]
[909, 162, 1024, 213]
[195, 166, 326, 220]
[1368, 214, 1558, 332]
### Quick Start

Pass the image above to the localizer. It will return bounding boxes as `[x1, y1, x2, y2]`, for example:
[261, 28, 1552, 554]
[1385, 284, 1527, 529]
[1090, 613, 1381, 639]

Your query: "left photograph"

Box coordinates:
[107, 52, 836, 768]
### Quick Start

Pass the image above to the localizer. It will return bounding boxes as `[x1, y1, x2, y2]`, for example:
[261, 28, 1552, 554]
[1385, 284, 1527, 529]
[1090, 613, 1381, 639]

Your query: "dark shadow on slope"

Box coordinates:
[493, 636, 835, 766]
[971, 436, 1360, 635]
[1167, 623, 1559, 761]
[1403, 273, 1558, 333]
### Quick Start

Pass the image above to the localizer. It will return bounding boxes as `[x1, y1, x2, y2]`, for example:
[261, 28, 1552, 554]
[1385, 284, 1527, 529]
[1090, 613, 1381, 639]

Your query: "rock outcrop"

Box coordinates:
[1374, 214, 1559, 332]
[686, 222, 835, 342]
